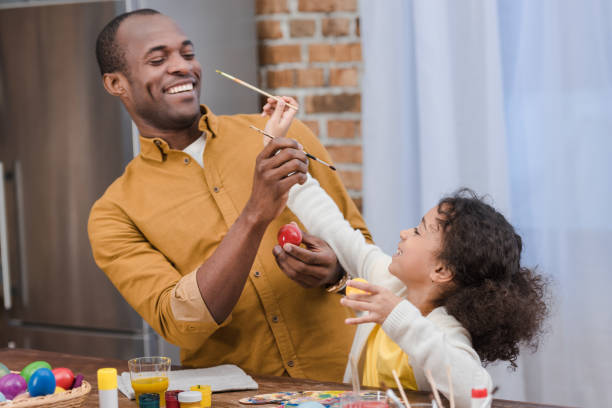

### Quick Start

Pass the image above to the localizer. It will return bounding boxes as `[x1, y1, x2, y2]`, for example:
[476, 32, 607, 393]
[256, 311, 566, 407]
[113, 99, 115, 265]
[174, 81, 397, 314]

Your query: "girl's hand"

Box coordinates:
[340, 280, 403, 325]
[262, 96, 299, 144]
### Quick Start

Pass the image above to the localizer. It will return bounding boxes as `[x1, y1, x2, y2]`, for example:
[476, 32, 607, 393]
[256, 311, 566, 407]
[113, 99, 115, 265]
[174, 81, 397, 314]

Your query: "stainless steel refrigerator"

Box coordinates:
[0, 0, 258, 360]
[0, 1, 148, 359]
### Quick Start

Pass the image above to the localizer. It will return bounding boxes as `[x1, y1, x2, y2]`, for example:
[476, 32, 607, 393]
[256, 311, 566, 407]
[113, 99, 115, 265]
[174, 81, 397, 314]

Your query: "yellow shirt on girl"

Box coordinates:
[362, 325, 418, 390]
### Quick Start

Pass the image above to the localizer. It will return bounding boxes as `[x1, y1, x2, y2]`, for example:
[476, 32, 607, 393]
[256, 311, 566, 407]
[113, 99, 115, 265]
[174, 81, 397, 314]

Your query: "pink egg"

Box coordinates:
[0, 373, 27, 400]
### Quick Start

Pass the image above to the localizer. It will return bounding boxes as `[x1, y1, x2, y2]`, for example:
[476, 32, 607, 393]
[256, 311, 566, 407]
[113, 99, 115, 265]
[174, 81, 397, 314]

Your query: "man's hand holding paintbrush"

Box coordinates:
[245, 96, 307, 224]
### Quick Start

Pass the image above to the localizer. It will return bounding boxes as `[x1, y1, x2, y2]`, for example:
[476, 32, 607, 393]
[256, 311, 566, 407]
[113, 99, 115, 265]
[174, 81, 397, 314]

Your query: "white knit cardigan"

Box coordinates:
[287, 175, 493, 408]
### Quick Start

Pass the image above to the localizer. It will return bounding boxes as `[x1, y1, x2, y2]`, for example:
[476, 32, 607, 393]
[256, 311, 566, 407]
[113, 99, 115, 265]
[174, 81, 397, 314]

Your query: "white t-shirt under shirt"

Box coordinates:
[183, 134, 206, 168]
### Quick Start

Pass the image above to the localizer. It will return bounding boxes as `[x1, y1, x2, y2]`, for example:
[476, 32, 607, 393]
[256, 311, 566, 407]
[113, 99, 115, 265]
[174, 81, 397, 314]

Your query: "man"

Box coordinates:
[88, 9, 371, 381]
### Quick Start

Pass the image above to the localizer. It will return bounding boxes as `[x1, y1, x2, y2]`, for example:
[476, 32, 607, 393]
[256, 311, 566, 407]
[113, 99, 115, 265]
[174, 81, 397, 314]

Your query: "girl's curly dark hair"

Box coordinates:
[433, 188, 549, 369]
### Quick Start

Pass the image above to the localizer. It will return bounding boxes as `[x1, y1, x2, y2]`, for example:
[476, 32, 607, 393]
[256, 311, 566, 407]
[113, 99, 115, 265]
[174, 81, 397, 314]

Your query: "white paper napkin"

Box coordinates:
[117, 364, 258, 400]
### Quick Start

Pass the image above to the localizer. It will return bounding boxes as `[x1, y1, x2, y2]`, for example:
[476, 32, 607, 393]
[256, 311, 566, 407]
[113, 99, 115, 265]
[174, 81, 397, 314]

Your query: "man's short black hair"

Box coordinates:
[96, 8, 160, 76]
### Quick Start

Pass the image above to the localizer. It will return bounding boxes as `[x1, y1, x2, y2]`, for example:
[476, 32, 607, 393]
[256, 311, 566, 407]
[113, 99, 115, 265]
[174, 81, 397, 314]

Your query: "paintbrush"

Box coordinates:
[349, 355, 360, 396]
[446, 366, 455, 408]
[249, 125, 336, 171]
[424, 369, 444, 408]
[391, 369, 412, 408]
[216, 70, 299, 110]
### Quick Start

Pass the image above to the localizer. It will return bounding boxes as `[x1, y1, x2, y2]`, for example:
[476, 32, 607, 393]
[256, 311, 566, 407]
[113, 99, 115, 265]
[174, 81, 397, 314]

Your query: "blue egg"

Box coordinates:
[297, 402, 326, 408]
[28, 367, 56, 397]
[0, 362, 9, 378]
[0, 391, 6, 402]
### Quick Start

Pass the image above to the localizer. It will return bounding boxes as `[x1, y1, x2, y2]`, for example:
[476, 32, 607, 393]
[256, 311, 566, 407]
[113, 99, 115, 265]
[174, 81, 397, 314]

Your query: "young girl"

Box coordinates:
[262, 97, 548, 408]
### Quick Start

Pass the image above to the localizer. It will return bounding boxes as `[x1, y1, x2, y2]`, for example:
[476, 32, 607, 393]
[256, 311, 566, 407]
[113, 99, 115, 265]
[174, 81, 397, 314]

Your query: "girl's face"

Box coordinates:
[389, 206, 445, 287]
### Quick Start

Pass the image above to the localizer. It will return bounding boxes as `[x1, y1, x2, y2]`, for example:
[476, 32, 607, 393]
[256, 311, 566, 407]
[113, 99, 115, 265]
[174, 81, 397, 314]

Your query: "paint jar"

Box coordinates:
[139, 392, 160, 408]
[190, 385, 211, 408]
[178, 391, 202, 408]
[165, 390, 181, 408]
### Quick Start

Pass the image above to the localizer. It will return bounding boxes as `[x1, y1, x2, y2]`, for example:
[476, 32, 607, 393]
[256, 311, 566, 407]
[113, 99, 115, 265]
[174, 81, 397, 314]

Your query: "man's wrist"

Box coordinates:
[241, 201, 272, 231]
[325, 266, 349, 293]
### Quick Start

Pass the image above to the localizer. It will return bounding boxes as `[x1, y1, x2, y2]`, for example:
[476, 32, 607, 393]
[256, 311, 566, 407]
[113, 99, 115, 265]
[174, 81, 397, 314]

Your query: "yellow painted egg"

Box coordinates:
[346, 278, 369, 296]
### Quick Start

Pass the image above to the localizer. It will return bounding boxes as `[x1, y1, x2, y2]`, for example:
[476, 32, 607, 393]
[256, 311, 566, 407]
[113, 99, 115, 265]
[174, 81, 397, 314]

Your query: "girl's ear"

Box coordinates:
[431, 264, 453, 283]
[102, 72, 128, 97]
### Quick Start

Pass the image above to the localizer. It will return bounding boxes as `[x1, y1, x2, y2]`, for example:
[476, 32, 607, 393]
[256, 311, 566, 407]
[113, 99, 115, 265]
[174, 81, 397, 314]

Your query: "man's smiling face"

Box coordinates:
[116, 13, 202, 130]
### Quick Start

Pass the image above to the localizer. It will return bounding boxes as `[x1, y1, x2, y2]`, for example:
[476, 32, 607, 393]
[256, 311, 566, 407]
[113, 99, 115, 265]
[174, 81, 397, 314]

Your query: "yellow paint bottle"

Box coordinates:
[190, 385, 211, 408]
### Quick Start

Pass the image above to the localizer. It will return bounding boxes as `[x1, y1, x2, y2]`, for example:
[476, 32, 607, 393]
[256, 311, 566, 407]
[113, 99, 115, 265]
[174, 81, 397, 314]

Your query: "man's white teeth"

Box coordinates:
[168, 83, 193, 94]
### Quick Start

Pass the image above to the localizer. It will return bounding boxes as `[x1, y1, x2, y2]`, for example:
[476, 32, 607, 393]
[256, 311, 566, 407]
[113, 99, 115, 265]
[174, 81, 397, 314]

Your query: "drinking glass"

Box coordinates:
[128, 356, 171, 407]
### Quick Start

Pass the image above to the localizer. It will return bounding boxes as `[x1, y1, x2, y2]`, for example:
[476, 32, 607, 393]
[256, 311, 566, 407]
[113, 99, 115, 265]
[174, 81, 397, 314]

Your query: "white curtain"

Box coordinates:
[359, 1, 612, 407]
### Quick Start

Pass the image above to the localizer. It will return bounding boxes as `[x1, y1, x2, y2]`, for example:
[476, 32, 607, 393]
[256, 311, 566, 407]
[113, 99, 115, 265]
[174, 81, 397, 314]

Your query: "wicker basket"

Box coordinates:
[0, 372, 91, 407]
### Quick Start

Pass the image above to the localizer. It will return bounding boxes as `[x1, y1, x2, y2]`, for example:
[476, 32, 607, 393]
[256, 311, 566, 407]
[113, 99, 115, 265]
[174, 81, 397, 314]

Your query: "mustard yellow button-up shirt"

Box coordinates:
[88, 106, 371, 381]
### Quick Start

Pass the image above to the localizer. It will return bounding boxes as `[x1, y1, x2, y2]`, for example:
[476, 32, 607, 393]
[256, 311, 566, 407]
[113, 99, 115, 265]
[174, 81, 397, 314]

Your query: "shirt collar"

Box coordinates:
[139, 105, 218, 162]
[198, 104, 220, 136]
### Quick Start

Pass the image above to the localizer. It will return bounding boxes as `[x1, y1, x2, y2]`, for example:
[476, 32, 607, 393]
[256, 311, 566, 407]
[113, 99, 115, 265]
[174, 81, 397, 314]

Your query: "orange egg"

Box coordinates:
[346, 278, 369, 296]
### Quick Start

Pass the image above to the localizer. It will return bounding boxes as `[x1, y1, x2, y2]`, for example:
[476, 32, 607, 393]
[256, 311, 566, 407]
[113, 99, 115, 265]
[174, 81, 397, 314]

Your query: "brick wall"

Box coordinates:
[255, 0, 363, 209]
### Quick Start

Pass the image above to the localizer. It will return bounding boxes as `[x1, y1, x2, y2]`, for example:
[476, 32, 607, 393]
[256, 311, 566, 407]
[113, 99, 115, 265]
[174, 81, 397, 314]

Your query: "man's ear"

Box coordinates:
[431, 264, 453, 283]
[102, 72, 127, 97]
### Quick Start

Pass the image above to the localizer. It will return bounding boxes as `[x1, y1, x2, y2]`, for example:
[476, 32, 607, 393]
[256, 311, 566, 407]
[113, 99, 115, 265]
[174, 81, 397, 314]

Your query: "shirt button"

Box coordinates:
[271, 315, 279, 323]
[287, 360, 294, 367]
[154, 140, 162, 146]
[184, 157, 190, 164]
[254, 271, 261, 277]
[213, 187, 220, 193]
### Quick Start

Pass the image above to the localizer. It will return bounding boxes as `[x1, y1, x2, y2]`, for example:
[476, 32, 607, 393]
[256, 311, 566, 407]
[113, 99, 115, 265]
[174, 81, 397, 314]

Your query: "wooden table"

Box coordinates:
[0, 349, 567, 408]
